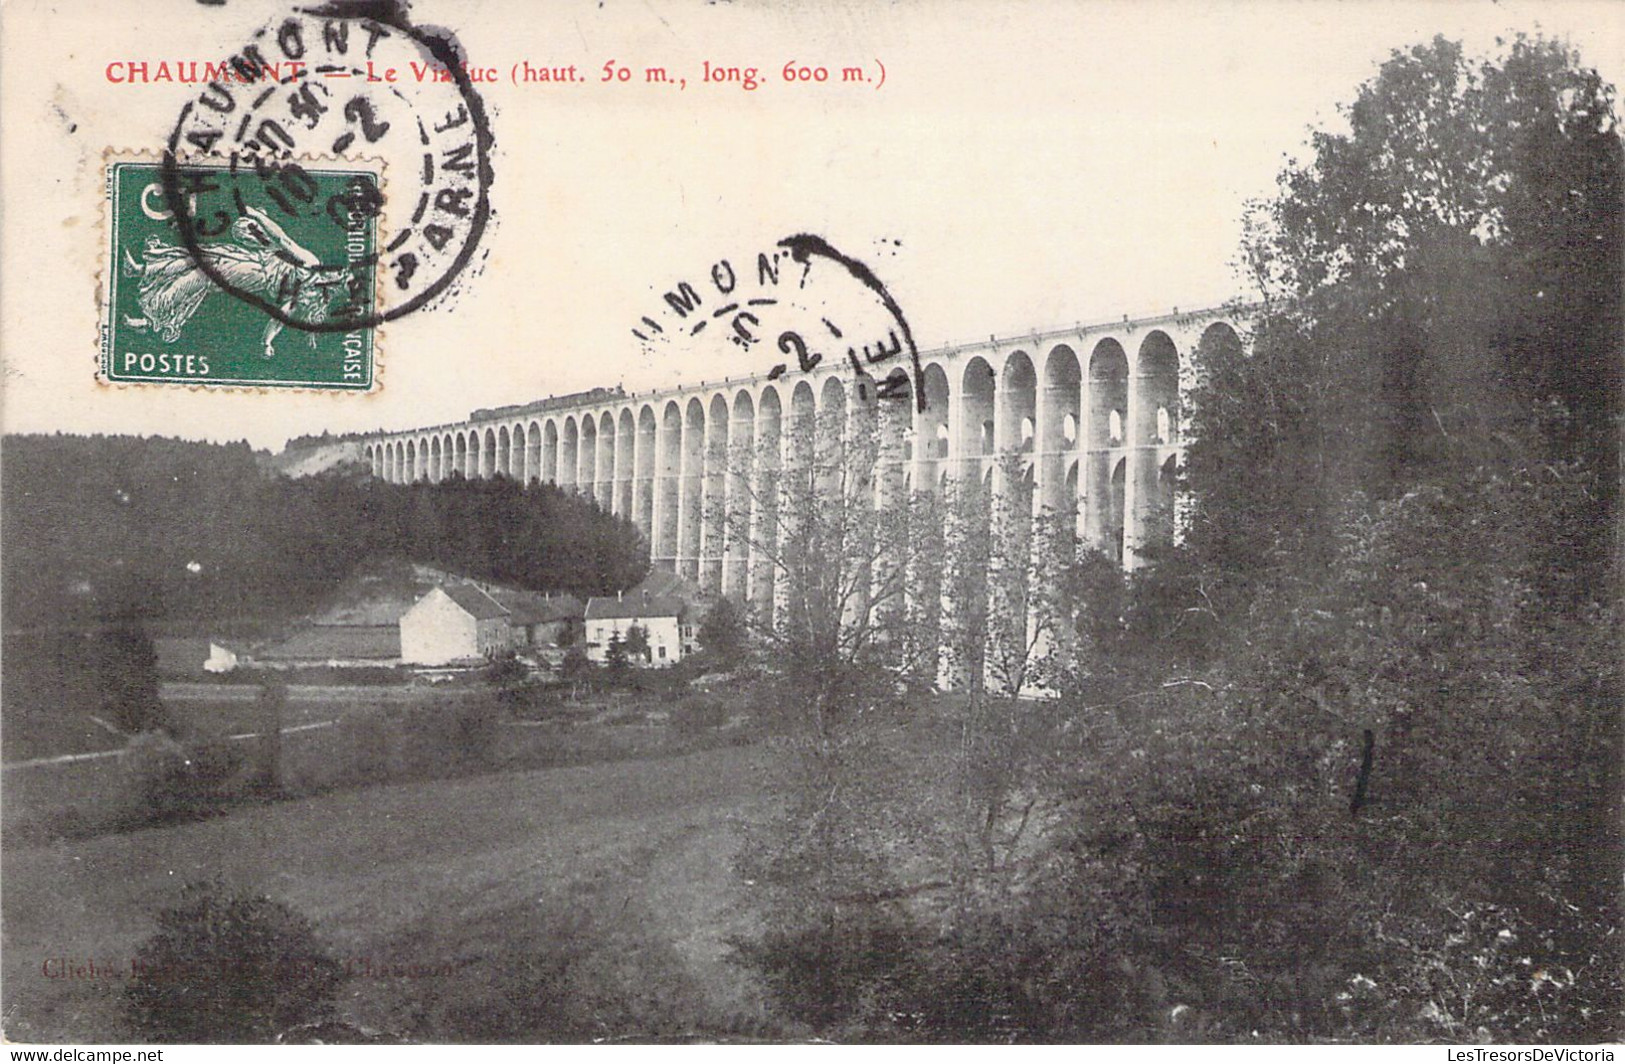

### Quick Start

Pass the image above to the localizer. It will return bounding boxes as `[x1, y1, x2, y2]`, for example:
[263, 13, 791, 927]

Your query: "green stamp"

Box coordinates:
[102, 160, 379, 389]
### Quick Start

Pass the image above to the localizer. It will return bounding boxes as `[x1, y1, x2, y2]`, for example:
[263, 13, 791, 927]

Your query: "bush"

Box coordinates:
[669, 694, 727, 736]
[732, 911, 918, 1033]
[121, 731, 244, 826]
[124, 880, 347, 1043]
[482, 653, 529, 687]
[392, 699, 501, 775]
[559, 645, 594, 686]
[732, 889, 1179, 1042]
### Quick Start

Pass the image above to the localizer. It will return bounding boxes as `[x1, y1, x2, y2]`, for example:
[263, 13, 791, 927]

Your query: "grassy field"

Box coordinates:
[2, 682, 457, 766]
[1, 741, 785, 1043]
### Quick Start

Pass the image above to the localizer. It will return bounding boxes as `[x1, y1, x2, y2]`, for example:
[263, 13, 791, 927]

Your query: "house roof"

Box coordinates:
[626, 570, 707, 604]
[316, 560, 587, 627]
[256, 625, 401, 661]
[153, 637, 216, 673]
[436, 583, 510, 621]
[584, 593, 687, 621]
[487, 588, 582, 626]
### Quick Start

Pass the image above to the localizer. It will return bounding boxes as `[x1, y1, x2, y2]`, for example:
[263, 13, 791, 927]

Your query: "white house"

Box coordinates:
[399, 584, 517, 666]
[204, 642, 239, 673]
[582, 591, 694, 666]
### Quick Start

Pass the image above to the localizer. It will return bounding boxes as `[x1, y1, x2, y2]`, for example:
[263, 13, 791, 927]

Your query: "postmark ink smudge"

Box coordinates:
[776, 233, 925, 413]
[160, 0, 495, 334]
[634, 234, 926, 414]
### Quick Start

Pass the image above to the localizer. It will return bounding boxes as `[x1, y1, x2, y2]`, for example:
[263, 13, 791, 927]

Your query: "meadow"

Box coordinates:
[3, 738, 783, 1042]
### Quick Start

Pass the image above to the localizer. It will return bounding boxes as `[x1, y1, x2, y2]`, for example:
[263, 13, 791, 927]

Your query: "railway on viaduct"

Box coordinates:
[359, 304, 1250, 674]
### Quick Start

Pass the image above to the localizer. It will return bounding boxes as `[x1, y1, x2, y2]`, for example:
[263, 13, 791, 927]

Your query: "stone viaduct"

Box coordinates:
[360, 304, 1250, 645]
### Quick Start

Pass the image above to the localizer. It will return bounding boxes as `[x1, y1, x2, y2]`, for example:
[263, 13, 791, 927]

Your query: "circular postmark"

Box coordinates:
[159, 0, 494, 333]
[633, 233, 927, 413]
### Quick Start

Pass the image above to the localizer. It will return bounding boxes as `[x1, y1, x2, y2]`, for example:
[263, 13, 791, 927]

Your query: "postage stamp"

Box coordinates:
[101, 157, 380, 389]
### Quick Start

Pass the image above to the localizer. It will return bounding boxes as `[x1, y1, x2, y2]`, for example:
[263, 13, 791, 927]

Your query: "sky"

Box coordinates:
[2, 0, 1621, 450]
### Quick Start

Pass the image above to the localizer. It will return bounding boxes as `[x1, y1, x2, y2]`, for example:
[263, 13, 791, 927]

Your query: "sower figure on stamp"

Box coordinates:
[121, 205, 340, 358]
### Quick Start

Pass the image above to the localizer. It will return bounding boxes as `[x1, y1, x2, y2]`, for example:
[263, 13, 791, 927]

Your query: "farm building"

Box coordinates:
[581, 573, 710, 666]
[399, 584, 518, 666]
[484, 589, 582, 648]
[583, 592, 693, 665]
[254, 625, 401, 668]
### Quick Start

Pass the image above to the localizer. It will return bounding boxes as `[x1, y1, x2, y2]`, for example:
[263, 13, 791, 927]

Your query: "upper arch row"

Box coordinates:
[364, 318, 1249, 456]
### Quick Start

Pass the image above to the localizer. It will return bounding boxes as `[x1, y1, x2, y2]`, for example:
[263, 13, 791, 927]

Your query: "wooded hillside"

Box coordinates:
[1, 434, 648, 629]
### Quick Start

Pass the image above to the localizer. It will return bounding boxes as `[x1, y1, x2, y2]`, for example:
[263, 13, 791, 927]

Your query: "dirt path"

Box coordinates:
[160, 682, 480, 702]
[635, 817, 771, 1025]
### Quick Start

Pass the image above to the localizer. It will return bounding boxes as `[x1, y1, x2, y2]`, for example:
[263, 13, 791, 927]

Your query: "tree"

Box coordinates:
[697, 595, 747, 668]
[93, 624, 167, 735]
[604, 631, 631, 681]
[724, 386, 1088, 1034]
[124, 880, 347, 1042]
[622, 623, 651, 664]
[1054, 458, 1621, 1042]
[721, 387, 943, 1023]
[0, 434, 652, 635]
[934, 460, 1076, 884]
[1127, 33, 1625, 1041]
[720, 391, 935, 710]
[559, 644, 594, 699]
[1213, 33, 1622, 572]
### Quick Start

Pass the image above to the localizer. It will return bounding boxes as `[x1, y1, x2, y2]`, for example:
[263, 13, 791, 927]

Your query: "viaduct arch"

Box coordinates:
[359, 306, 1250, 680]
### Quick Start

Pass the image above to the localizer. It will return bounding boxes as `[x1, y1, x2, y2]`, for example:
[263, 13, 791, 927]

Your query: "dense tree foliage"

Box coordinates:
[94, 625, 167, 735]
[696, 595, 747, 668]
[1055, 33, 1623, 1042]
[622, 623, 651, 664]
[1, 433, 649, 629]
[1203, 33, 1621, 581]
[604, 631, 631, 680]
[737, 34, 1621, 1043]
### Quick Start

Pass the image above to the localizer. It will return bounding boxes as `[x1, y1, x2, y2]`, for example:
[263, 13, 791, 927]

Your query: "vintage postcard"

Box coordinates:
[3, 0, 1622, 1050]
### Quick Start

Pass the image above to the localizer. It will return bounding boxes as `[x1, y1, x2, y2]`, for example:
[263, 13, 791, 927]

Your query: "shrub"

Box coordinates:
[669, 694, 727, 736]
[732, 910, 917, 1033]
[482, 653, 528, 687]
[121, 731, 243, 826]
[445, 699, 500, 767]
[559, 645, 594, 686]
[124, 880, 347, 1043]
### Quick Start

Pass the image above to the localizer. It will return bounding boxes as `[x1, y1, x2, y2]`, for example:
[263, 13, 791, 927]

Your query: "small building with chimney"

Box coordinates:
[582, 573, 710, 666]
[484, 588, 582, 649]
